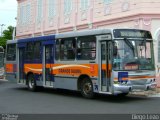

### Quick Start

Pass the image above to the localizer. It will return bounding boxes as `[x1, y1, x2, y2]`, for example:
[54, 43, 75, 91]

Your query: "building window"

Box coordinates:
[26, 4, 31, 24]
[19, 4, 31, 25]
[60, 38, 76, 60]
[48, 0, 56, 19]
[103, 0, 112, 4]
[20, 5, 26, 24]
[19, 6, 23, 24]
[81, 0, 89, 11]
[37, 0, 43, 23]
[77, 36, 96, 60]
[64, 0, 73, 15]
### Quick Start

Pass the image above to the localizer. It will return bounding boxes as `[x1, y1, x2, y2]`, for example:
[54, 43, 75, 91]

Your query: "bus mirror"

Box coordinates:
[113, 45, 118, 56]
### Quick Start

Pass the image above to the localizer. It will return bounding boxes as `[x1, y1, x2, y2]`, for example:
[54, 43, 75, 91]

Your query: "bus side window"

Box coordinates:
[77, 36, 96, 60]
[55, 40, 60, 60]
[60, 38, 75, 60]
[26, 42, 34, 61]
[34, 42, 41, 60]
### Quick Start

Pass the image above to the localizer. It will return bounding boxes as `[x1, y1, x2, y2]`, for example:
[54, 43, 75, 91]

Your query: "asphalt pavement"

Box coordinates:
[0, 80, 160, 114]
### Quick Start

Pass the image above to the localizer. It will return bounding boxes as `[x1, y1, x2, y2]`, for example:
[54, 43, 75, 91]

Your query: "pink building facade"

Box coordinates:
[16, 0, 160, 85]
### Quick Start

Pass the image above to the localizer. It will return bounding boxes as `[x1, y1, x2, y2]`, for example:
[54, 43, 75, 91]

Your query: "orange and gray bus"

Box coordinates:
[5, 28, 156, 98]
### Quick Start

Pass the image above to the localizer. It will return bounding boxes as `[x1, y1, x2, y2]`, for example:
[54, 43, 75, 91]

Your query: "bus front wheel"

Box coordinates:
[80, 78, 94, 99]
[27, 74, 37, 91]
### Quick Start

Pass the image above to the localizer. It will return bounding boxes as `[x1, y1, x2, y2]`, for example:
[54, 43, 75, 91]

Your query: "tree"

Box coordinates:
[0, 26, 14, 48]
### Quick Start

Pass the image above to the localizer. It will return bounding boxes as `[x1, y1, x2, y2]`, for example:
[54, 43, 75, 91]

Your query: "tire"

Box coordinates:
[118, 93, 128, 97]
[27, 74, 37, 91]
[80, 78, 95, 99]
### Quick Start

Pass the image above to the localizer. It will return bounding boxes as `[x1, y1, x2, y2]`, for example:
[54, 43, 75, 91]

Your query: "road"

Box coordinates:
[0, 80, 160, 114]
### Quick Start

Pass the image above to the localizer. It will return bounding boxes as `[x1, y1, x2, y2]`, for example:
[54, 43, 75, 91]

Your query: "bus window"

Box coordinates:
[77, 36, 96, 60]
[55, 40, 60, 60]
[6, 44, 16, 61]
[34, 42, 41, 60]
[26, 42, 34, 61]
[60, 38, 76, 60]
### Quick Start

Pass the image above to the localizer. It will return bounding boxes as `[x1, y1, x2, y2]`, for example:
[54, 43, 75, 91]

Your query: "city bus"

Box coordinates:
[5, 28, 156, 98]
[0, 46, 4, 79]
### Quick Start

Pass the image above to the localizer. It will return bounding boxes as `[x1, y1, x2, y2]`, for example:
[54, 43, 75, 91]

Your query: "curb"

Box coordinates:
[156, 87, 160, 93]
[129, 87, 160, 96]
[0, 79, 8, 82]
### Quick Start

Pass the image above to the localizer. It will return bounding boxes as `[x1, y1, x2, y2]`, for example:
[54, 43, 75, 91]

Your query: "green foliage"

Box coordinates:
[0, 37, 7, 48]
[0, 26, 14, 48]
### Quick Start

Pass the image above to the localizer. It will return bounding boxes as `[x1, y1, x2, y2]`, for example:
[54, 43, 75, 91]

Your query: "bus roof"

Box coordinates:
[17, 35, 55, 43]
[55, 29, 112, 39]
[6, 40, 18, 44]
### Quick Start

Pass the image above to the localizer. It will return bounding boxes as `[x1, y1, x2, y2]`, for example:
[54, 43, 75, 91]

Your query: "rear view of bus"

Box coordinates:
[111, 29, 156, 95]
[0, 46, 4, 79]
[5, 40, 17, 82]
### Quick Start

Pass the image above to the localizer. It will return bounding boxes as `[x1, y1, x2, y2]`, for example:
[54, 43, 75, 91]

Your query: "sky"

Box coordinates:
[0, 0, 17, 30]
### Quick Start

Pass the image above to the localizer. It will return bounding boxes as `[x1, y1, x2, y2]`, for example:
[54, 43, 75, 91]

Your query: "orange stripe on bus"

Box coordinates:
[24, 64, 43, 74]
[114, 76, 155, 81]
[51, 64, 99, 77]
[6, 64, 14, 73]
[24, 63, 112, 77]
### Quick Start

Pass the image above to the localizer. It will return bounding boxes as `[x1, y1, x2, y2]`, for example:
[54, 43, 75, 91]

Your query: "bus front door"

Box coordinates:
[100, 41, 112, 92]
[43, 45, 54, 87]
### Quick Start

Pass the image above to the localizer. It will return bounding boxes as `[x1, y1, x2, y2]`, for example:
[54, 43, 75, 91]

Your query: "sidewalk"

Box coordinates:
[0, 79, 8, 82]
[129, 89, 160, 97]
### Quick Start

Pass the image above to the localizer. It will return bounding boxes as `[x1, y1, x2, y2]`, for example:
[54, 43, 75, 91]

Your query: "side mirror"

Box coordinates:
[113, 46, 118, 56]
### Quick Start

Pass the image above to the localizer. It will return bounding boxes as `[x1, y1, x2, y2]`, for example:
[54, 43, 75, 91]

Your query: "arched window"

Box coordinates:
[64, 0, 73, 15]
[81, 0, 89, 11]
[48, 0, 56, 19]
[103, 0, 112, 4]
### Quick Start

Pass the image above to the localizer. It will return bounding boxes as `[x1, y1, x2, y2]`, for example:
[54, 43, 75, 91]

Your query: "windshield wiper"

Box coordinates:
[124, 38, 135, 54]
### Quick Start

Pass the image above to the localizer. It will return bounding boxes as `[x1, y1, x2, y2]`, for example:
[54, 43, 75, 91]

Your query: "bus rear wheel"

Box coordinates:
[27, 74, 37, 91]
[80, 78, 94, 99]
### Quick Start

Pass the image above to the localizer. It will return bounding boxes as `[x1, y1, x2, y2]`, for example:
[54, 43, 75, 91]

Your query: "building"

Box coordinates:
[16, 0, 160, 85]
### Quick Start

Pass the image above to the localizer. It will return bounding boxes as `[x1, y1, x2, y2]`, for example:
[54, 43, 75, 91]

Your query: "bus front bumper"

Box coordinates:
[113, 82, 157, 94]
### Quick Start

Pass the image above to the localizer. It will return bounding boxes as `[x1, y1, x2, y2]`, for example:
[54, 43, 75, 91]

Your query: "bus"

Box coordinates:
[0, 46, 4, 79]
[5, 28, 156, 98]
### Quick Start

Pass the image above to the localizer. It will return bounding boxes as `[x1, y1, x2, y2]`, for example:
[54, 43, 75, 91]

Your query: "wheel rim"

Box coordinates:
[83, 82, 92, 95]
[29, 77, 34, 89]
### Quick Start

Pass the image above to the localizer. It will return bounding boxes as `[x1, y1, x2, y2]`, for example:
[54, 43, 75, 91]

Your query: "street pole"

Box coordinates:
[0, 24, 5, 36]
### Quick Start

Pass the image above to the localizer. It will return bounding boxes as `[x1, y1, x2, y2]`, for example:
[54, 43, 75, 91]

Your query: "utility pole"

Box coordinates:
[0, 24, 5, 36]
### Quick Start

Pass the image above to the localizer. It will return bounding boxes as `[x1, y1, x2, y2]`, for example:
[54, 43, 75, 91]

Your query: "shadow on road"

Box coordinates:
[12, 86, 152, 103]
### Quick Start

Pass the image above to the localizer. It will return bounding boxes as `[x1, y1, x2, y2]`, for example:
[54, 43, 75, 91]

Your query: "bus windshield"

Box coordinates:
[113, 39, 155, 71]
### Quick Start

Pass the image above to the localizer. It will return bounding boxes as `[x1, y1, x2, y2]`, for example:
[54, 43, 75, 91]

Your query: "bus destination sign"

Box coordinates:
[113, 29, 152, 39]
